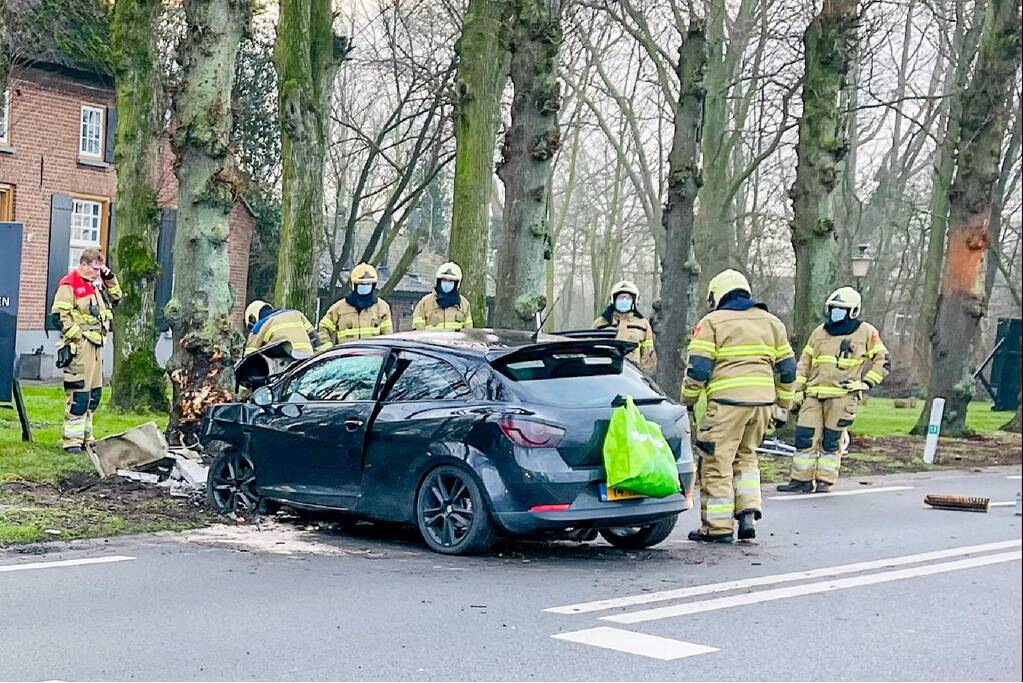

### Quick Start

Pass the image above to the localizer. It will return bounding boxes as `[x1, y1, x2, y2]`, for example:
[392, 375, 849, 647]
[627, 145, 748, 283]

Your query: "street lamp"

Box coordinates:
[851, 243, 872, 291]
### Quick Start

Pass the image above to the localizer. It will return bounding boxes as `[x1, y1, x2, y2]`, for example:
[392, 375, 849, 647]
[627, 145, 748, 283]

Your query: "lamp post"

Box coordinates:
[851, 243, 872, 291]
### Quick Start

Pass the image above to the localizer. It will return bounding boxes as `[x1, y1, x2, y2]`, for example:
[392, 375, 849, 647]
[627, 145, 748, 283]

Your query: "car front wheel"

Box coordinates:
[207, 450, 262, 516]
[416, 466, 495, 555]
[599, 514, 678, 549]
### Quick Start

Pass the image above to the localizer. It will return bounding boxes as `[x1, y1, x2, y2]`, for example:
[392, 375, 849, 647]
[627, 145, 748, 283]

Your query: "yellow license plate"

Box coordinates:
[601, 484, 646, 501]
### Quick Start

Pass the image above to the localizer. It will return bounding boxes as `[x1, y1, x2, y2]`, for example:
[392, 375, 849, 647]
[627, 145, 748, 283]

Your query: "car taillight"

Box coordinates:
[499, 418, 565, 448]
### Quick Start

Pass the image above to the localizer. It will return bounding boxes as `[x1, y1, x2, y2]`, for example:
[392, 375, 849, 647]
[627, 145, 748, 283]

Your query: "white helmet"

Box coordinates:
[610, 280, 640, 302]
[825, 286, 862, 319]
[245, 300, 272, 328]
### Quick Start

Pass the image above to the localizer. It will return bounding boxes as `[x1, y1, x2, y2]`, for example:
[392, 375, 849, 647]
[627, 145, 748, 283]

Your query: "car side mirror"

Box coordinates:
[252, 386, 274, 409]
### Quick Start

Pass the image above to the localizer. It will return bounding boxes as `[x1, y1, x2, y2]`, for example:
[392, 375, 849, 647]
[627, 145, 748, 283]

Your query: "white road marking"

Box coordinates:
[551, 627, 719, 661]
[0, 555, 135, 574]
[1007, 475, 1022, 480]
[544, 539, 1021, 615]
[990, 501, 1017, 507]
[605, 551, 1022, 624]
[767, 485, 913, 500]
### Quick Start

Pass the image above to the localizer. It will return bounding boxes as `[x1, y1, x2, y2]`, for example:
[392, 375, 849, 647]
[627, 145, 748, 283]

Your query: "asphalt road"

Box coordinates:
[1, 467, 1020, 681]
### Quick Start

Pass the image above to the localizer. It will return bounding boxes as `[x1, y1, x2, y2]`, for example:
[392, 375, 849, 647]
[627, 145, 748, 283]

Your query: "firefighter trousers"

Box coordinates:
[63, 342, 103, 449]
[694, 401, 771, 536]
[789, 393, 861, 484]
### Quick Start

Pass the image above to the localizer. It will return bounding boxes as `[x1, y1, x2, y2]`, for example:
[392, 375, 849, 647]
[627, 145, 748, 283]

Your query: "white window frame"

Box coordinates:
[79, 104, 104, 159]
[0, 89, 10, 146]
[68, 198, 105, 270]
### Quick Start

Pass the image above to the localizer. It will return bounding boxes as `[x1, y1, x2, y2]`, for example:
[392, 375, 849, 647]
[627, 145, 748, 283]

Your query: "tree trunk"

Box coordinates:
[109, 0, 168, 413]
[655, 22, 706, 399]
[1002, 395, 1022, 433]
[914, 0, 1022, 437]
[448, 0, 512, 324]
[493, 0, 563, 330]
[165, 0, 250, 445]
[788, 0, 859, 346]
[273, 0, 346, 319]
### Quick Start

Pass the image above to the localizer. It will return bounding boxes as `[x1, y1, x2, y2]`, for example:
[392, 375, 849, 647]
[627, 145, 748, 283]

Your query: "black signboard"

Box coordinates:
[0, 222, 23, 403]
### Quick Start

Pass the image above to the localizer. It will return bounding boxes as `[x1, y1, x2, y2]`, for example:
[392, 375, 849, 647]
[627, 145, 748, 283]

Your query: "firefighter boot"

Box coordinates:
[688, 529, 734, 544]
[776, 479, 814, 493]
[815, 481, 832, 493]
[737, 511, 756, 540]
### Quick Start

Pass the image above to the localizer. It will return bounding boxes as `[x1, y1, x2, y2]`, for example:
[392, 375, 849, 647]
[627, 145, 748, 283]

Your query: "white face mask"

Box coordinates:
[356, 284, 373, 296]
[439, 280, 456, 294]
[829, 308, 848, 323]
[615, 296, 634, 313]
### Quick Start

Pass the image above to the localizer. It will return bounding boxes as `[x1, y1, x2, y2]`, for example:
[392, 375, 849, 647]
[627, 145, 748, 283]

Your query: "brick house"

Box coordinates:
[1, 56, 254, 378]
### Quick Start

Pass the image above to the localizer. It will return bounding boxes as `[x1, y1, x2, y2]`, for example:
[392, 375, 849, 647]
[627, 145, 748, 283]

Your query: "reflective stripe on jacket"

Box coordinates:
[795, 321, 889, 399]
[411, 293, 473, 331]
[317, 298, 393, 349]
[245, 309, 317, 356]
[593, 311, 657, 374]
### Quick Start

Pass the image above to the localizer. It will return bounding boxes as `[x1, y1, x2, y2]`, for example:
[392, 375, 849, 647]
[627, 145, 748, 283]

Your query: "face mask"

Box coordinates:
[356, 284, 373, 296]
[440, 280, 456, 294]
[829, 308, 848, 323]
[615, 296, 634, 313]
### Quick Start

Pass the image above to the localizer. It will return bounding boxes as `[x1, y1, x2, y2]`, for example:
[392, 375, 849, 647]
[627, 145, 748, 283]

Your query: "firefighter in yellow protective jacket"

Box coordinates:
[682, 269, 796, 543]
[777, 287, 890, 494]
[51, 248, 122, 453]
[244, 301, 320, 358]
[593, 280, 657, 374]
[412, 262, 474, 331]
[317, 263, 393, 349]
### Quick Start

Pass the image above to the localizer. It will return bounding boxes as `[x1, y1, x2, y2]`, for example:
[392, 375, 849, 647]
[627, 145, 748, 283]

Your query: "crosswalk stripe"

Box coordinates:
[551, 627, 719, 660]
[767, 485, 913, 500]
[604, 551, 1022, 624]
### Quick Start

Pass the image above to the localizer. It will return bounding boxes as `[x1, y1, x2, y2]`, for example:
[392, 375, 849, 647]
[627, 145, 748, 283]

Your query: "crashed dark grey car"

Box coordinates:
[200, 330, 696, 555]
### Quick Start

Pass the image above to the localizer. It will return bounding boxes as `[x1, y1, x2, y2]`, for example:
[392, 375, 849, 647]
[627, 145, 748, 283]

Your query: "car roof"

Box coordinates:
[351, 329, 569, 359]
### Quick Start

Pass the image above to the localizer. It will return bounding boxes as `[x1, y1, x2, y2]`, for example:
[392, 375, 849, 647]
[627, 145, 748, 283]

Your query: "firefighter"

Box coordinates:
[777, 286, 890, 494]
[317, 263, 394, 348]
[593, 280, 657, 374]
[412, 262, 474, 331]
[244, 300, 320, 358]
[51, 248, 122, 453]
[681, 269, 796, 543]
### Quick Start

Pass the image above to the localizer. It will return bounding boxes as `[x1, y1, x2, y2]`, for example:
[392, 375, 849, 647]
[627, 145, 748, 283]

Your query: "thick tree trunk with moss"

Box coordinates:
[1003, 397, 1022, 433]
[914, 0, 1022, 437]
[448, 0, 511, 324]
[165, 0, 249, 445]
[656, 22, 706, 399]
[273, 0, 346, 319]
[788, 0, 858, 346]
[493, 0, 562, 331]
[109, 0, 167, 413]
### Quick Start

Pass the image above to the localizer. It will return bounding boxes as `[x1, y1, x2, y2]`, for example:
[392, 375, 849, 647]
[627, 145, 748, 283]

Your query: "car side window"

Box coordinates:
[383, 352, 472, 402]
[282, 353, 384, 403]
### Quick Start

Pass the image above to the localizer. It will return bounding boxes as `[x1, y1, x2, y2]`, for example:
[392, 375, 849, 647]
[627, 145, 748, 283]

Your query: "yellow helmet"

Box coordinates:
[436, 262, 463, 282]
[825, 286, 862, 319]
[245, 300, 271, 328]
[707, 269, 751, 308]
[610, 280, 640, 302]
[350, 263, 379, 286]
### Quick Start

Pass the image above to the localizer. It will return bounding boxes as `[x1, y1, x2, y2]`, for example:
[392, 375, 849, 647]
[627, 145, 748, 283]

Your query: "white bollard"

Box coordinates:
[923, 397, 945, 464]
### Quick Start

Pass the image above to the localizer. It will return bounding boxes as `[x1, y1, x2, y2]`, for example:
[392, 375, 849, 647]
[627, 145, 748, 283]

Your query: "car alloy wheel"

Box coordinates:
[416, 466, 495, 555]
[208, 451, 261, 516]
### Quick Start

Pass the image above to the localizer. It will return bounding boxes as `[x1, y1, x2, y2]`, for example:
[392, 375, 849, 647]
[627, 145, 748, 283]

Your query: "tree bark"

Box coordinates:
[448, 0, 512, 324]
[165, 0, 250, 445]
[788, 0, 859, 346]
[493, 0, 563, 330]
[914, 0, 1022, 437]
[655, 21, 706, 399]
[273, 0, 346, 319]
[1002, 395, 1022, 433]
[109, 0, 168, 413]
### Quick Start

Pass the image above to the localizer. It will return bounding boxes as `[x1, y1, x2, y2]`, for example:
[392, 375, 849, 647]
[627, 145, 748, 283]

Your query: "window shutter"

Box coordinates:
[45, 194, 74, 331]
[104, 106, 117, 163]
[106, 201, 116, 263]
[155, 207, 177, 331]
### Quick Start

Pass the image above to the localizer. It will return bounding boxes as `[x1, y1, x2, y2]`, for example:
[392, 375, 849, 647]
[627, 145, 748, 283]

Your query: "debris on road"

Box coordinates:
[90, 426, 211, 498]
[115, 469, 161, 484]
[923, 494, 991, 512]
[88, 422, 168, 477]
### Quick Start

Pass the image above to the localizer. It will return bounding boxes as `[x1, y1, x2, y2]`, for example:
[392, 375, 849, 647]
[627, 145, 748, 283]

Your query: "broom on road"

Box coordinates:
[923, 494, 991, 512]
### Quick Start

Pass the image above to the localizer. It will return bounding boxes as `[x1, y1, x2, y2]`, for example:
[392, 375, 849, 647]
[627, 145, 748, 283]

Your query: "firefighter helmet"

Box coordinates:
[707, 269, 751, 309]
[436, 262, 463, 282]
[350, 263, 379, 286]
[245, 300, 272, 328]
[610, 280, 640, 302]
[825, 286, 862, 319]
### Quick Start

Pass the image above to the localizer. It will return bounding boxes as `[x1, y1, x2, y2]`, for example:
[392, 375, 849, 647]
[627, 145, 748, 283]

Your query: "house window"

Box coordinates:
[0, 89, 9, 145]
[68, 197, 107, 268]
[0, 184, 12, 221]
[79, 105, 104, 158]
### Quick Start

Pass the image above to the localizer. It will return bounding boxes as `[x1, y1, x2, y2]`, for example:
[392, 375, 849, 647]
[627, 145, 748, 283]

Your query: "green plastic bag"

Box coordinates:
[602, 396, 681, 498]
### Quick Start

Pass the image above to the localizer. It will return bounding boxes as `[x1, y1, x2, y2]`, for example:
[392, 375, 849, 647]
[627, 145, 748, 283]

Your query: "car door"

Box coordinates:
[249, 349, 386, 508]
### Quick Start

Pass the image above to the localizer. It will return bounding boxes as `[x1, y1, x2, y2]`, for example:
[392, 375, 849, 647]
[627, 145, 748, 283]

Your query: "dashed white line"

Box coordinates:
[990, 501, 1017, 507]
[544, 539, 1022, 614]
[1007, 475, 1022, 480]
[0, 555, 135, 574]
[767, 485, 913, 500]
[551, 627, 719, 660]
[604, 551, 1022, 624]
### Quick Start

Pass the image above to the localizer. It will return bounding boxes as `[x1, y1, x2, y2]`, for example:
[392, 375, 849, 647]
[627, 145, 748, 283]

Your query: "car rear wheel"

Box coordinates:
[416, 466, 495, 555]
[207, 450, 261, 516]
[599, 514, 678, 549]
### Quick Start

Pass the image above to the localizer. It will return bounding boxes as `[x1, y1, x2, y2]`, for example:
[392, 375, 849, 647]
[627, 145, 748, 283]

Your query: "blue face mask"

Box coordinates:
[356, 284, 373, 296]
[439, 280, 456, 294]
[829, 308, 847, 323]
[615, 296, 634, 313]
